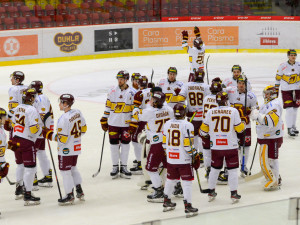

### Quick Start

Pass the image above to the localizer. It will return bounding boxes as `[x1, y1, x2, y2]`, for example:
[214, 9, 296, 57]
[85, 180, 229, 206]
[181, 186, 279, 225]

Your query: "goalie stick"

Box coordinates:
[245, 171, 263, 182]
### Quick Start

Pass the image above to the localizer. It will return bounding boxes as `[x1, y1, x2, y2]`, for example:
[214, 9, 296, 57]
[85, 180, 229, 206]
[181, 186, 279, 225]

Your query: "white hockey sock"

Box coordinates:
[269, 159, 279, 180]
[164, 179, 177, 198]
[110, 144, 120, 165]
[293, 108, 298, 128]
[182, 180, 192, 203]
[203, 149, 211, 168]
[120, 143, 130, 165]
[16, 164, 25, 185]
[228, 168, 238, 191]
[286, 107, 294, 128]
[37, 150, 51, 176]
[208, 168, 220, 190]
[147, 171, 162, 188]
[71, 166, 82, 186]
[60, 170, 74, 195]
[132, 142, 142, 162]
[23, 167, 37, 192]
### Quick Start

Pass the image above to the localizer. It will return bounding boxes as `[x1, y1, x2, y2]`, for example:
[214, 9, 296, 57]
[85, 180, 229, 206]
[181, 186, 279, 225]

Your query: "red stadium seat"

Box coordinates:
[7, 6, 19, 18]
[57, 4, 68, 15]
[13, 1, 25, 8]
[68, 3, 81, 15]
[54, 15, 65, 26]
[41, 16, 55, 27]
[113, 11, 125, 23]
[78, 13, 89, 25]
[0, 7, 8, 19]
[125, 10, 135, 22]
[45, 4, 55, 16]
[136, 0, 147, 10]
[33, 5, 44, 17]
[201, 7, 210, 16]
[16, 17, 29, 29]
[89, 12, 101, 24]
[20, 5, 32, 17]
[81, 2, 90, 14]
[91, 2, 101, 12]
[29, 16, 42, 28]
[66, 14, 77, 26]
[179, 8, 188, 16]
[4, 17, 15, 29]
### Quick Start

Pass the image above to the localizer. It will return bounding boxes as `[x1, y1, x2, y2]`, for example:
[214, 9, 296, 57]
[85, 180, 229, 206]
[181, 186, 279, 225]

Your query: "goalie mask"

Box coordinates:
[263, 85, 277, 104]
[173, 103, 187, 119]
[216, 91, 228, 106]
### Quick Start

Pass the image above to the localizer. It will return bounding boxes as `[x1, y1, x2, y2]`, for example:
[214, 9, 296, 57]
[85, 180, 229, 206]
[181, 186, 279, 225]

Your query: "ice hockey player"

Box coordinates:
[223, 65, 252, 90]
[100, 70, 135, 179]
[129, 76, 151, 174]
[202, 79, 223, 180]
[43, 94, 87, 205]
[157, 67, 183, 108]
[275, 49, 300, 137]
[181, 27, 205, 82]
[226, 75, 258, 177]
[200, 91, 245, 203]
[131, 73, 141, 92]
[11, 88, 42, 206]
[30, 80, 54, 188]
[250, 86, 283, 190]
[135, 91, 173, 202]
[162, 103, 199, 217]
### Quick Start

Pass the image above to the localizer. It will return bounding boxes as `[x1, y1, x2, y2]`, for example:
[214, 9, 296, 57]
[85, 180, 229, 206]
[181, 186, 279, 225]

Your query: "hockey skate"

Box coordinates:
[163, 195, 176, 212]
[292, 126, 299, 135]
[15, 184, 25, 200]
[208, 189, 217, 202]
[24, 191, 40, 206]
[173, 182, 183, 198]
[38, 169, 53, 187]
[141, 180, 152, 191]
[76, 184, 85, 201]
[130, 160, 143, 175]
[184, 200, 198, 218]
[231, 191, 241, 204]
[110, 165, 119, 179]
[58, 192, 75, 206]
[120, 165, 132, 179]
[32, 174, 39, 191]
[217, 171, 228, 185]
[147, 186, 164, 203]
[288, 128, 297, 138]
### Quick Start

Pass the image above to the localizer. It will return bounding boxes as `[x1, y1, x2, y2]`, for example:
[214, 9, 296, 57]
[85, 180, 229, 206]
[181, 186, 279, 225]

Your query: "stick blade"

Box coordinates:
[92, 171, 100, 178]
[245, 171, 263, 182]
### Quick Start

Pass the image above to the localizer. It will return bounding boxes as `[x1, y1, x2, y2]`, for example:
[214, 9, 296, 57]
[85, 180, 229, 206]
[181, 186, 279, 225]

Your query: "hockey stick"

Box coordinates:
[247, 141, 258, 176]
[241, 75, 248, 173]
[92, 131, 106, 178]
[150, 68, 154, 84]
[205, 55, 210, 84]
[6, 176, 16, 185]
[187, 129, 210, 194]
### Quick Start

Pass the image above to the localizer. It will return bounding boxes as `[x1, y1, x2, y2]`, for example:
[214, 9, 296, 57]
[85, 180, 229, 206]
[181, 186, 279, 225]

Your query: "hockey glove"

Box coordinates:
[194, 26, 201, 37]
[42, 127, 54, 140]
[100, 117, 108, 132]
[0, 162, 9, 179]
[174, 88, 181, 96]
[182, 30, 188, 40]
[147, 82, 155, 89]
[128, 121, 138, 135]
[212, 77, 222, 84]
[4, 119, 12, 131]
[7, 140, 20, 152]
[192, 153, 201, 170]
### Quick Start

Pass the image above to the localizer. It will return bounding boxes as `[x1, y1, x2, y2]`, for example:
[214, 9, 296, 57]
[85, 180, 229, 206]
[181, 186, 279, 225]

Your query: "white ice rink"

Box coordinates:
[1, 53, 300, 225]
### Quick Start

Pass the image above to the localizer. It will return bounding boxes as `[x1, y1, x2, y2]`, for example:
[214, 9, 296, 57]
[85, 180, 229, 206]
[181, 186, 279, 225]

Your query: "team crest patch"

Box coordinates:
[276, 130, 280, 135]
[123, 131, 130, 138]
[58, 128, 62, 132]
[153, 135, 159, 142]
[9, 97, 13, 100]
[245, 136, 251, 143]
[41, 108, 46, 111]
[63, 148, 69, 155]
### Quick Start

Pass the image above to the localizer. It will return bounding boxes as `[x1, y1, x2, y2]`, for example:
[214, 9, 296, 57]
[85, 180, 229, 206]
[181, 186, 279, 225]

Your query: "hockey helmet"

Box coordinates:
[210, 81, 223, 94]
[116, 70, 130, 80]
[30, 80, 43, 93]
[237, 74, 247, 83]
[131, 73, 141, 82]
[263, 85, 277, 103]
[0, 108, 7, 118]
[194, 68, 205, 82]
[150, 86, 163, 96]
[173, 103, 187, 119]
[139, 76, 148, 88]
[287, 49, 297, 56]
[22, 88, 37, 104]
[216, 91, 228, 106]
[167, 67, 177, 75]
[10, 71, 25, 83]
[231, 65, 242, 72]
[59, 94, 75, 107]
[193, 37, 203, 50]
[152, 91, 165, 108]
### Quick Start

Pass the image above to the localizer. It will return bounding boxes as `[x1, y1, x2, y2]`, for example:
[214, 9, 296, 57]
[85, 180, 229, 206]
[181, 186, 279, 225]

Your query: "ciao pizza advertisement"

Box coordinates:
[138, 26, 239, 48]
[0, 35, 38, 57]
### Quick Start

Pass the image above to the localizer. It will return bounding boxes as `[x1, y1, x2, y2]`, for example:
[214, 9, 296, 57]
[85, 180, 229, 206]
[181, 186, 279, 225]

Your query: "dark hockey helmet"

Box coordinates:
[116, 70, 130, 80]
[59, 94, 75, 107]
[173, 103, 187, 119]
[287, 49, 297, 56]
[152, 91, 165, 108]
[30, 80, 43, 93]
[167, 67, 177, 75]
[22, 88, 37, 104]
[150, 86, 163, 96]
[131, 73, 141, 82]
[194, 68, 205, 82]
[231, 65, 242, 72]
[210, 81, 223, 94]
[10, 71, 25, 83]
[0, 108, 7, 118]
[193, 37, 203, 50]
[139, 76, 148, 88]
[216, 91, 228, 106]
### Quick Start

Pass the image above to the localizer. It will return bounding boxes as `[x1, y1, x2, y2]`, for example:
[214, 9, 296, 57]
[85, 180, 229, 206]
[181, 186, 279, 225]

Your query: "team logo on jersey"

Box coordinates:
[153, 135, 159, 142]
[54, 32, 83, 53]
[276, 130, 280, 135]
[62, 148, 69, 154]
[123, 131, 130, 139]
[245, 136, 251, 143]
[216, 139, 228, 145]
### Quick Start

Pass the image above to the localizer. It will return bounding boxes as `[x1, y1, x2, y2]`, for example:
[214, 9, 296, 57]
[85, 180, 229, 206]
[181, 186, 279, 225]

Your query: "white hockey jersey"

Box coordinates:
[163, 119, 194, 164]
[133, 88, 152, 110]
[8, 84, 28, 118]
[256, 98, 283, 139]
[139, 105, 174, 144]
[182, 42, 206, 72]
[56, 109, 87, 156]
[201, 106, 245, 150]
[12, 104, 42, 142]
[0, 127, 7, 163]
[275, 61, 300, 91]
[103, 85, 135, 127]
[202, 94, 219, 119]
[176, 82, 211, 121]
[223, 77, 252, 91]
[157, 78, 184, 109]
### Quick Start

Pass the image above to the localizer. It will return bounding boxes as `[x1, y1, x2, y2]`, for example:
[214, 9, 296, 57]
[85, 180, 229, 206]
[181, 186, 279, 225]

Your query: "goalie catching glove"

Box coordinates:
[0, 162, 9, 179]
[7, 140, 20, 152]
[100, 117, 108, 132]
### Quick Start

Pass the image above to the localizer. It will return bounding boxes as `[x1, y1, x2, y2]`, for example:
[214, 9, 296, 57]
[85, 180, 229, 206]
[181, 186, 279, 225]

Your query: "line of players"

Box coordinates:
[0, 71, 87, 207]
[100, 49, 299, 214]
